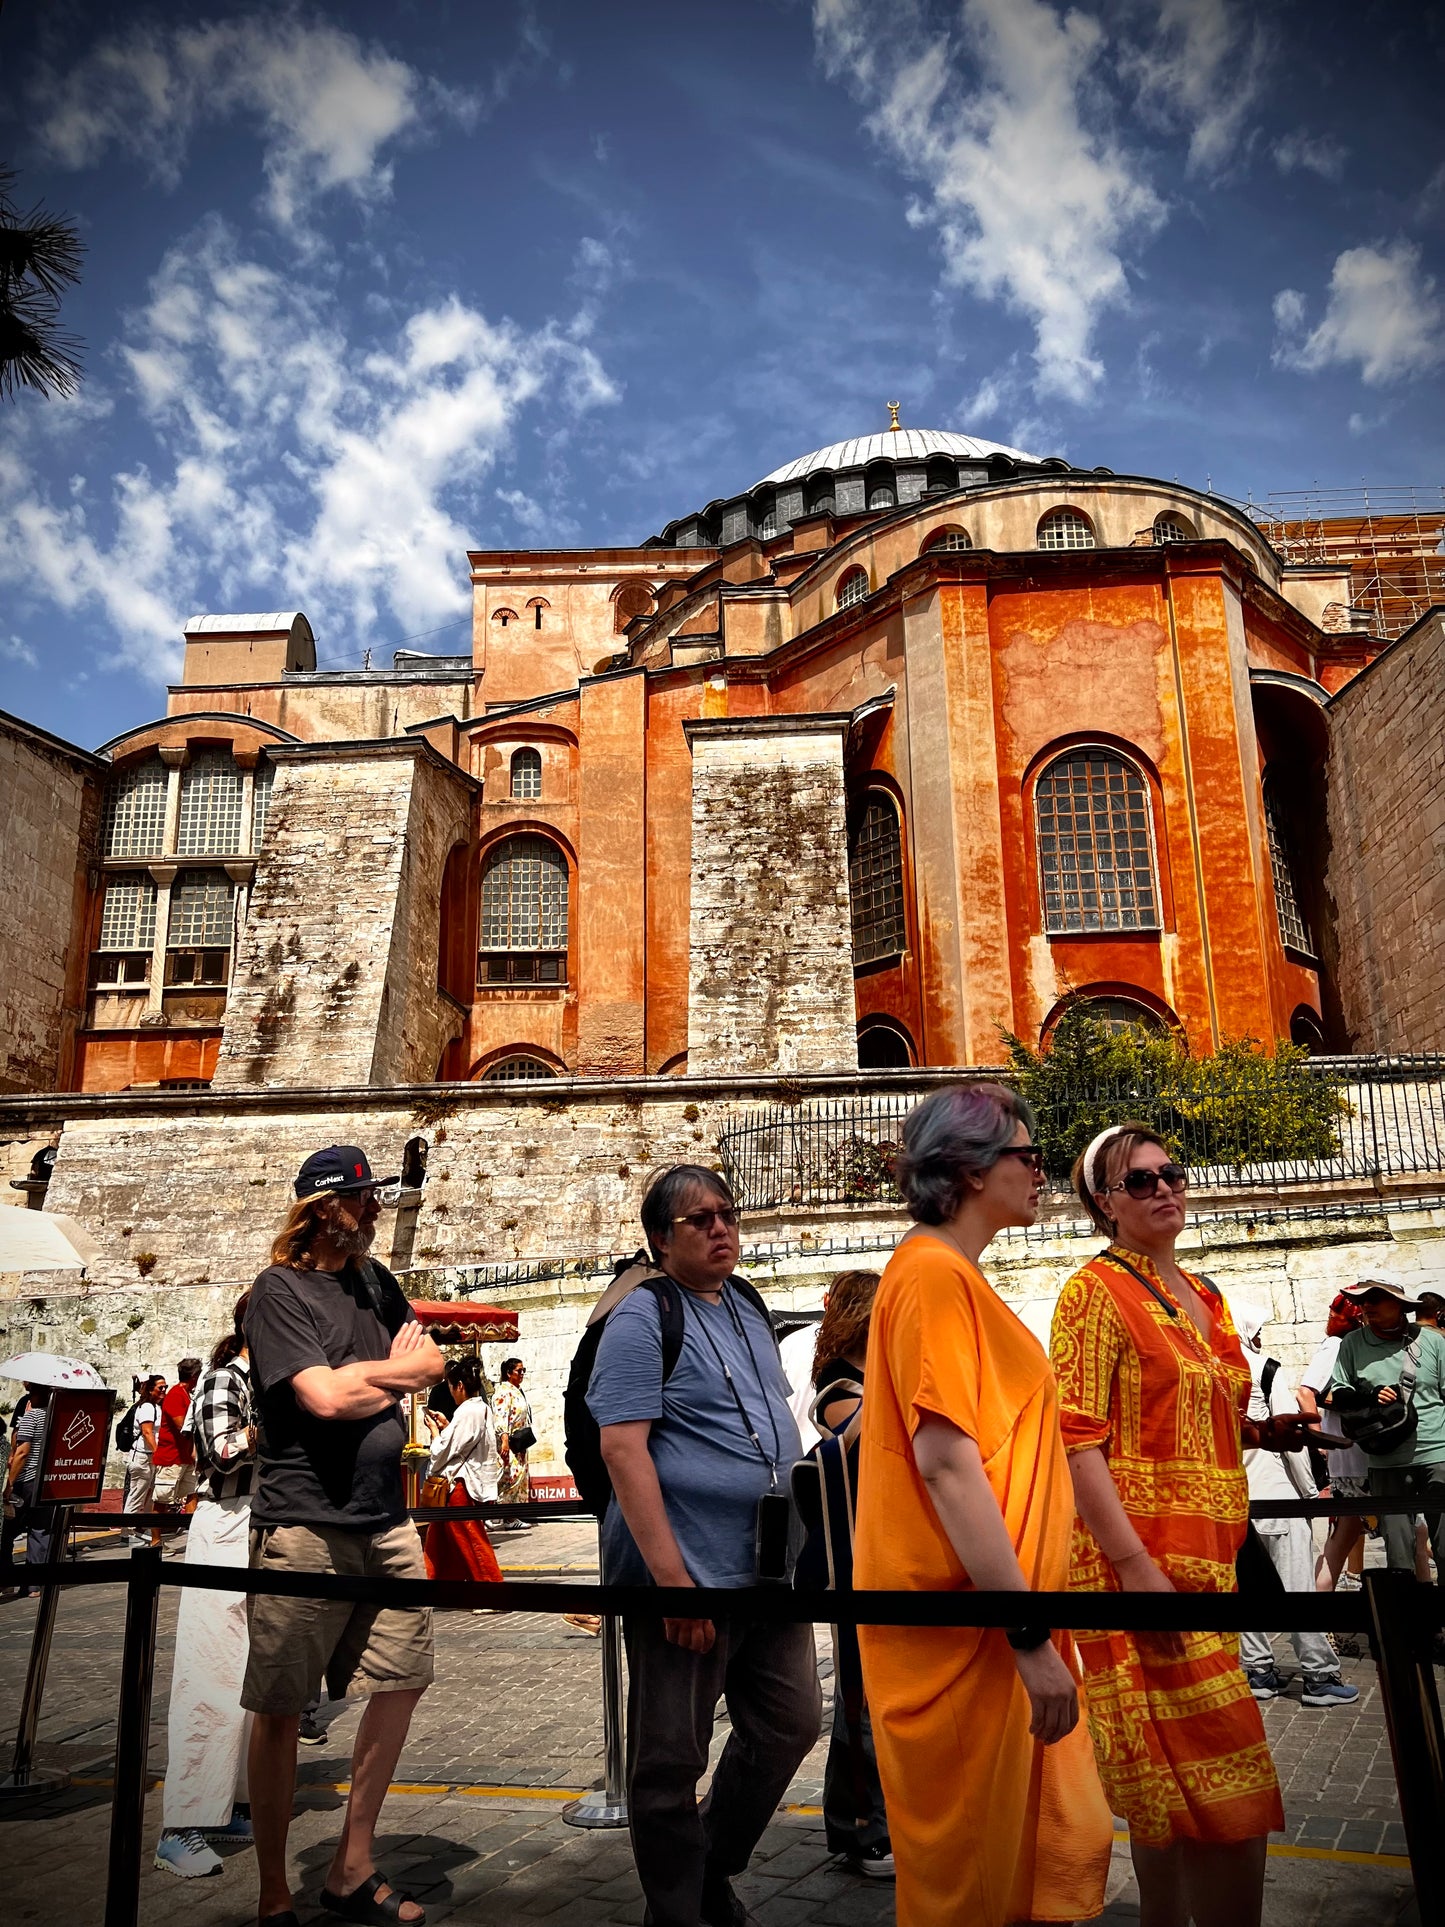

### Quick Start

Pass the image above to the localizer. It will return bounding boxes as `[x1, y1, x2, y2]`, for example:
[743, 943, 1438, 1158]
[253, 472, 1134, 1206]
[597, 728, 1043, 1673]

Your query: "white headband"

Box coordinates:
[1083, 1125, 1128, 1197]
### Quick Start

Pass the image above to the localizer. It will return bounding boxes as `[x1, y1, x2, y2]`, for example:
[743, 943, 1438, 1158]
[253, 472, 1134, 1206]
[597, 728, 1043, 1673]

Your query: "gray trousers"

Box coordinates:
[1368, 1461, 1445, 1580]
[622, 1614, 821, 1927]
[1239, 1519, 1340, 1680]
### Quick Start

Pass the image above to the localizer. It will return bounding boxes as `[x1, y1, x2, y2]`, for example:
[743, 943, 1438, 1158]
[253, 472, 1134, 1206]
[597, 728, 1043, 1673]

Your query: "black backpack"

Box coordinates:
[563, 1252, 776, 1518]
[114, 1401, 141, 1454]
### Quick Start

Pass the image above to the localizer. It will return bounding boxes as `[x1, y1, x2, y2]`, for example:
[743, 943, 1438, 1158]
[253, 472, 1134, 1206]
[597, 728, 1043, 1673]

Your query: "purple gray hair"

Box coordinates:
[894, 1083, 1037, 1226]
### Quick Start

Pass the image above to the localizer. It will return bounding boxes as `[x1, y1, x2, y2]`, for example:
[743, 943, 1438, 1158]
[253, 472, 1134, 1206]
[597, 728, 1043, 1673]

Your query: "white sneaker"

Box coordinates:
[154, 1829, 223, 1878]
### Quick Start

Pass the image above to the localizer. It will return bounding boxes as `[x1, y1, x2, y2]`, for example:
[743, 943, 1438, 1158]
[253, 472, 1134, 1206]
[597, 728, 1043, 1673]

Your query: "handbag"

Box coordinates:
[1335, 1341, 1420, 1455]
[508, 1423, 537, 1456]
[419, 1474, 450, 1509]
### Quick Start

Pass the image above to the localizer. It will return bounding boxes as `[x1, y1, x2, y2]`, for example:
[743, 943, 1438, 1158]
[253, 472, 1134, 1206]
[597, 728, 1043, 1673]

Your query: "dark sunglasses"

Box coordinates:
[997, 1146, 1045, 1175]
[1108, 1163, 1189, 1199]
[673, 1207, 742, 1232]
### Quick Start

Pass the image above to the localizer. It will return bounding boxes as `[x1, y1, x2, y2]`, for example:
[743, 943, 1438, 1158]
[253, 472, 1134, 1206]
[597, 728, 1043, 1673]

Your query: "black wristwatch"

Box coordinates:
[1006, 1625, 1052, 1651]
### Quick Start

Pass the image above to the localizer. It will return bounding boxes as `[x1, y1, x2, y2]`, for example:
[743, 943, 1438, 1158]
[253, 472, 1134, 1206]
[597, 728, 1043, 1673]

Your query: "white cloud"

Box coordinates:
[33, 11, 479, 230]
[813, 0, 1165, 403]
[1272, 130, 1348, 181]
[1273, 241, 1444, 386]
[1123, 0, 1268, 176]
[0, 219, 619, 681]
[3, 633, 39, 669]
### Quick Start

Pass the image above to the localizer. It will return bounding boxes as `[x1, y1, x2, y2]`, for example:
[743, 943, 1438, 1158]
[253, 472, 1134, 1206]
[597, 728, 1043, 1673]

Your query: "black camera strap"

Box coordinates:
[685, 1286, 783, 1489]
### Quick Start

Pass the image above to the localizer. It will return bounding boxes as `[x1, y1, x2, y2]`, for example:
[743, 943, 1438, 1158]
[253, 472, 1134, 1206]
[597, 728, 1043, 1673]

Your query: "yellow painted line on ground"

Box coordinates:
[1109, 1829, 1407, 1870]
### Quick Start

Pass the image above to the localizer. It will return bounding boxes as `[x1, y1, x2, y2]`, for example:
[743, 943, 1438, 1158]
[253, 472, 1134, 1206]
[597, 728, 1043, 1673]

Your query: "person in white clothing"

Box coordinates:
[155, 1298, 258, 1879]
[123, 1372, 166, 1548]
[1296, 1291, 1372, 1593]
[1236, 1306, 1358, 1709]
[779, 1319, 823, 1452]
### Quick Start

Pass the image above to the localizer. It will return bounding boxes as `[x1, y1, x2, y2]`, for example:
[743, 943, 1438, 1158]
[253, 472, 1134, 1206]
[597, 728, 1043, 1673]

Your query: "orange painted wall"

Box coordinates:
[75, 1031, 221, 1092]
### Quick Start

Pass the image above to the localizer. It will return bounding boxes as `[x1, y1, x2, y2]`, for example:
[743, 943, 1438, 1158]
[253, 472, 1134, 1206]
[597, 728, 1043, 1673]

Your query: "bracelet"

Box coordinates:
[1006, 1625, 1052, 1651]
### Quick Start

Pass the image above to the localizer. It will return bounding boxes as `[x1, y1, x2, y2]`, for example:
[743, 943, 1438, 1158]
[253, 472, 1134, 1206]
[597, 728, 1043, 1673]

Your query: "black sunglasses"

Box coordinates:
[997, 1146, 1045, 1175]
[1108, 1163, 1189, 1199]
[673, 1207, 742, 1231]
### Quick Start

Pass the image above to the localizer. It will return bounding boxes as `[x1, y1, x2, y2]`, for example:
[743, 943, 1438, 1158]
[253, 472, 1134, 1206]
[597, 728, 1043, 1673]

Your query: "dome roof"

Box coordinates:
[756, 427, 1039, 487]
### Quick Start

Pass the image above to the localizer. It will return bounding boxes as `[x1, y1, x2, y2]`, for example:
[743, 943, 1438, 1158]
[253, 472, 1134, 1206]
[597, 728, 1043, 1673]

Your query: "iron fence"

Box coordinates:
[717, 1055, 1445, 1212]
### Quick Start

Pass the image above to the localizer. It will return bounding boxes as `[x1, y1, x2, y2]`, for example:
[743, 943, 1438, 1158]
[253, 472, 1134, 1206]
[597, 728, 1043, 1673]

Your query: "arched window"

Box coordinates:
[613, 581, 655, 633]
[1290, 1007, 1326, 1055]
[866, 471, 896, 510]
[1081, 996, 1167, 1036]
[807, 478, 835, 518]
[1263, 774, 1314, 956]
[103, 758, 166, 859]
[510, 747, 542, 800]
[857, 1018, 914, 1068]
[923, 525, 972, 553]
[252, 762, 276, 849]
[527, 596, 549, 630]
[1037, 506, 1096, 551]
[925, 457, 957, 494]
[479, 834, 569, 984]
[1154, 511, 1196, 543]
[1035, 750, 1159, 933]
[491, 607, 518, 628]
[849, 793, 906, 966]
[836, 566, 870, 611]
[483, 1054, 557, 1082]
[753, 495, 777, 540]
[177, 752, 243, 855]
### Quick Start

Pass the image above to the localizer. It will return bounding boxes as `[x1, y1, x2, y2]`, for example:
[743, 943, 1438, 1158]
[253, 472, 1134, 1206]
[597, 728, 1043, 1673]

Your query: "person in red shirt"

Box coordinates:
[154, 1358, 203, 1514]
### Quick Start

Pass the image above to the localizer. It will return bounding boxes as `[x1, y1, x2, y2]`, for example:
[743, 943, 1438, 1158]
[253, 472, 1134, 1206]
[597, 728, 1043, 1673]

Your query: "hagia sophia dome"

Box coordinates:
[756, 425, 1040, 485]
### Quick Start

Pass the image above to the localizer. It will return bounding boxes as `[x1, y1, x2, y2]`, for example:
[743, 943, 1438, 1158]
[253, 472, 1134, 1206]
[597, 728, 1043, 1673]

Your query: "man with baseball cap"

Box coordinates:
[242, 1145, 443, 1927]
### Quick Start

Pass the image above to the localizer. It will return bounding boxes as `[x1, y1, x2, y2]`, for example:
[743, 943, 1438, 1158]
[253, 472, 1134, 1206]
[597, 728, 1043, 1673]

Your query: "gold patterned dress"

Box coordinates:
[1049, 1246, 1284, 1848]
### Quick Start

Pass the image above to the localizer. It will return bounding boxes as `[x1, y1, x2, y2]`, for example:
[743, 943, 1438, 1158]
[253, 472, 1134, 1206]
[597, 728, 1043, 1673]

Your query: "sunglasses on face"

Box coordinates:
[997, 1146, 1045, 1175]
[1108, 1163, 1189, 1199]
[672, 1207, 742, 1232]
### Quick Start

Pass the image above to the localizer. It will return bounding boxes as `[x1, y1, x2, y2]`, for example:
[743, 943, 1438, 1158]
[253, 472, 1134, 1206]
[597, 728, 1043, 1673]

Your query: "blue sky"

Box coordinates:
[1, 0, 1441, 746]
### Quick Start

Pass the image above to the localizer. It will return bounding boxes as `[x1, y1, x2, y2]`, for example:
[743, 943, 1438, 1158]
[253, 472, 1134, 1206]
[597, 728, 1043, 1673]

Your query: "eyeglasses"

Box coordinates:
[997, 1147, 1045, 1175]
[672, 1207, 742, 1232]
[1108, 1163, 1189, 1199]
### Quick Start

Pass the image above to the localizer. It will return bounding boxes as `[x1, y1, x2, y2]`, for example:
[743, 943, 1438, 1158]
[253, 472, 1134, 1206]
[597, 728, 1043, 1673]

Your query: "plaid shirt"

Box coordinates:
[192, 1357, 255, 1500]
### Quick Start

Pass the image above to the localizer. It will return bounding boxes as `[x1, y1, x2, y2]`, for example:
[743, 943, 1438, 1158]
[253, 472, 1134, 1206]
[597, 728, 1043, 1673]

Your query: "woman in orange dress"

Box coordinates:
[1050, 1123, 1297, 1927]
[854, 1083, 1114, 1927]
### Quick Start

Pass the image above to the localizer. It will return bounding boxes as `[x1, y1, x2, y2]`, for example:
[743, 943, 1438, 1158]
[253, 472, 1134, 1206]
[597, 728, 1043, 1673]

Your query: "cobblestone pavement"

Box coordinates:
[0, 1522, 1420, 1926]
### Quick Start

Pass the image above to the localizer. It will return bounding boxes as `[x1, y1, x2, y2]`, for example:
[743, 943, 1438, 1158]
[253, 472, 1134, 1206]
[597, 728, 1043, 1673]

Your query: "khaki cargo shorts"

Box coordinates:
[152, 1462, 197, 1509]
[240, 1519, 434, 1716]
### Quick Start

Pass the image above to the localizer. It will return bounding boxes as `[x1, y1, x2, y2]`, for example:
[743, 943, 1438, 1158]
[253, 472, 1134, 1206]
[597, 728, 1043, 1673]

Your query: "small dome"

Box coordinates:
[756, 428, 1039, 487]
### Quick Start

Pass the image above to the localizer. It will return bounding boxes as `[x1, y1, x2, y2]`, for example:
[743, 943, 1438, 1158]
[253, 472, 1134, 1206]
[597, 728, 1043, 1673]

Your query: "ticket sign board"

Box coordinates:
[37, 1388, 116, 1505]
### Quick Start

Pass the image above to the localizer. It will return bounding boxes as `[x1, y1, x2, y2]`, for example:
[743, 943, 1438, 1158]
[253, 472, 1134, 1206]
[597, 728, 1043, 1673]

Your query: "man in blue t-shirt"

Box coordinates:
[588, 1165, 820, 1927]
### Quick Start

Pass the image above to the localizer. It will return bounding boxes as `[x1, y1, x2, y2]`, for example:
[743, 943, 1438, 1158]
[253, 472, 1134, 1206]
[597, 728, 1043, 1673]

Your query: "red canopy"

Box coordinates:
[409, 1300, 519, 1342]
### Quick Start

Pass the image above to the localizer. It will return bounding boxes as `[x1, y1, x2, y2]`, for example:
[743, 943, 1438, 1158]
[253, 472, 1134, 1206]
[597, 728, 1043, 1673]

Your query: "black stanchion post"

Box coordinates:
[0, 1501, 72, 1798]
[103, 1546, 162, 1927]
[1364, 1568, 1445, 1923]
[563, 1524, 628, 1830]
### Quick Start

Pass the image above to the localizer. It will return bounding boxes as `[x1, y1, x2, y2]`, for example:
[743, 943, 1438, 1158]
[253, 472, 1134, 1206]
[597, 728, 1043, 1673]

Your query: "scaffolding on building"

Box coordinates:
[1233, 483, 1445, 640]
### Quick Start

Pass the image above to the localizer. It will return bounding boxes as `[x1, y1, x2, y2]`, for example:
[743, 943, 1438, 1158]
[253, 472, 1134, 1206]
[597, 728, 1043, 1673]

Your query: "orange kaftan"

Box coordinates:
[1049, 1247, 1285, 1848]
[854, 1234, 1113, 1927]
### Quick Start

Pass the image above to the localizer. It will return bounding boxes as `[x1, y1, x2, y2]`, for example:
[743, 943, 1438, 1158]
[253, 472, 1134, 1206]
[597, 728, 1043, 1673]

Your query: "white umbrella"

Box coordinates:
[0, 1209, 102, 1273]
[0, 1352, 108, 1391]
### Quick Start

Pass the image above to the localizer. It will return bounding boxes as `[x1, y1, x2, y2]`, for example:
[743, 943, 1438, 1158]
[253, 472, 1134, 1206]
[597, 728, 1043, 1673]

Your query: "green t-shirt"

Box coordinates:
[1328, 1323, 1445, 1469]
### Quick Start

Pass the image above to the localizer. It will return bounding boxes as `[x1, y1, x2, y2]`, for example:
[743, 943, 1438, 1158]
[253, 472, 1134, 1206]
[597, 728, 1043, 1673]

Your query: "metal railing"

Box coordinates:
[718, 1056, 1445, 1211]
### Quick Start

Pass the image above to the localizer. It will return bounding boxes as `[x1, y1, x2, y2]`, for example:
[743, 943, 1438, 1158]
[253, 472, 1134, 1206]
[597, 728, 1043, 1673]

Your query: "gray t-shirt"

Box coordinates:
[587, 1280, 800, 1589]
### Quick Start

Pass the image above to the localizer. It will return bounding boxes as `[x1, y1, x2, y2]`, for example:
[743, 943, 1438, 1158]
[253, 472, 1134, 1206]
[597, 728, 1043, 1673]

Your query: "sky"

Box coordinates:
[1, 0, 1441, 747]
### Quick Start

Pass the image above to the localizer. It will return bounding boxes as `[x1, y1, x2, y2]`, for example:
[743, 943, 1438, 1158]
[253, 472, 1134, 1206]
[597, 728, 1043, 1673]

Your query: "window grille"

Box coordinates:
[924, 527, 972, 552]
[252, 762, 275, 848]
[483, 1055, 557, 1082]
[849, 795, 906, 966]
[104, 760, 166, 859]
[1037, 507, 1096, 551]
[757, 507, 777, 539]
[867, 485, 895, 510]
[510, 748, 542, 800]
[1035, 751, 1158, 932]
[836, 567, 870, 610]
[168, 871, 235, 947]
[1080, 996, 1166, 1036]
[98, 875, 157, 950]
[177, 752, 244, 855]
[1263, 778, 1314, 956]
[480, 834, 568, 952]
[1153, 512, 1196, 543]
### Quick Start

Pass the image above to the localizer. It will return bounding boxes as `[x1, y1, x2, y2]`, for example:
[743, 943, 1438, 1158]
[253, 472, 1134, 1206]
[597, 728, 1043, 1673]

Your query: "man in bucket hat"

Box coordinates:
[241, 1147, 444, 1927]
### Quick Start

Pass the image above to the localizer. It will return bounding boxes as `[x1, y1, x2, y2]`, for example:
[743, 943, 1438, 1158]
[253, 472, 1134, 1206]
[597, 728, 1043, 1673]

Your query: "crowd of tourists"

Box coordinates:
[11, 1101, 1443, 1927]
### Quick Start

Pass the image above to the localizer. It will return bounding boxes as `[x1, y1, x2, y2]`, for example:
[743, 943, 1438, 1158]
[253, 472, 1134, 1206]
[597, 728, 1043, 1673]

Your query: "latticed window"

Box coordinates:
[98, 875, 157, 950]
[1037, 507, 1096, 551]
[849, 795, 906, 966]
[168, 871, 235, 947]
[510, 748, 542, 800]
[1154, 511, 1195, 543]
[924, 526, 972, 552]
[837, 567, 870, 610]
[483, 1055, 556, 1082]
[479, 835, 568, 983]
[1035, 751, 1158, 933]
[252, 763, 275, 848]
[177, 753, 244, 855]
[1264, 778, 1314, 956]
[104, 760, 166, 858]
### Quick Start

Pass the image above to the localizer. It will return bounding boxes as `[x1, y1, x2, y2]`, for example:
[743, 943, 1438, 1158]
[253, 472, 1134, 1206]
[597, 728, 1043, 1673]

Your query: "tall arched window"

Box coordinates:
[857, 1018, 913, 1068]
[510, 747, 542, 800]
[923, 525, 972, 553]
[1035, 750, 1159, 933]
[1263, 774, 1314, 956]
[849, 793, 906, 966]
[103, 759, 166, 858]
[479, 834, 569, 984]
[177, 752, 244, 855]
[1037, 506, 1096, 551]
[836, 566, 870, 610]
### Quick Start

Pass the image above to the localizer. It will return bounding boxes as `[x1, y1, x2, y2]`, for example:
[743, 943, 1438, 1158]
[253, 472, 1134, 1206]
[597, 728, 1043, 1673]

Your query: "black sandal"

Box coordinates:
[320, 1872, 426, 1925]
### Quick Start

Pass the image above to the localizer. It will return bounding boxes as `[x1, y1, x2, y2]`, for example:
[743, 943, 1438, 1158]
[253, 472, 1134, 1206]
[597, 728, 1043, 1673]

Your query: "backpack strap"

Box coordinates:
[1400, 1338, 1422, 1401]
[725, 1272, 781, 1353]
[809, 1377, 865, 1448]
[1260, 1357, 1280, 1403]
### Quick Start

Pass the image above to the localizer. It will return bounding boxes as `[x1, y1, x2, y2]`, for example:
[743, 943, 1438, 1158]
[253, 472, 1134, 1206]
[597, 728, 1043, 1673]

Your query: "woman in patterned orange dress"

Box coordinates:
[1050, 1122, 1301, 1927]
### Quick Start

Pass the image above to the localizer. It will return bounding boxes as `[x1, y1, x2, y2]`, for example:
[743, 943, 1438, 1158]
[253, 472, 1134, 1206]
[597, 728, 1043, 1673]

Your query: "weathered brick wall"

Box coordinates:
[0, 715, 103, 1093]
[1327, 612, 1445, 1051]
[215, 742, 470, 1088]
[687, 720, 858, 1074]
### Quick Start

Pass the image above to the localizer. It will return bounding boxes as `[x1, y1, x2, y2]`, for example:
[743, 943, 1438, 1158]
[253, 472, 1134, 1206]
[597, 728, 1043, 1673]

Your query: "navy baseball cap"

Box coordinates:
[294, 1145, 398, 1202]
